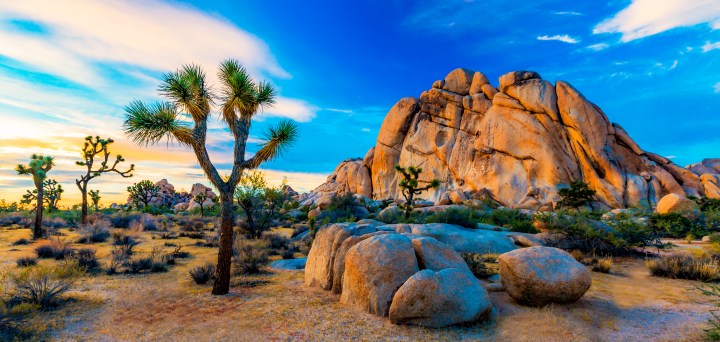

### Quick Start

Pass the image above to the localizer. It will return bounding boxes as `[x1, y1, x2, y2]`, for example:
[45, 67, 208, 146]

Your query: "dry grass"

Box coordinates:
[0, 226, 715, 341]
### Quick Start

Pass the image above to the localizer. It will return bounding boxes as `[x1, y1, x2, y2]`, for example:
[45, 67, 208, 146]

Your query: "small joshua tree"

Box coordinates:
[89, 190, 101, 211]
[193, 189, 208, 217]
[395, 165, 440, 220]
[20, 179, 64, 213]
[123, 60, 298, 295]
[16, 155, 54, 239]
[76, 136, 134, 223]
[557, 180, 596, 209]
[127, 180, 160, 210]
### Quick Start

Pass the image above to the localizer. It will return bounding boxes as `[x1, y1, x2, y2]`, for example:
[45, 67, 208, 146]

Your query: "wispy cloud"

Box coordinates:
[594, 0, 720, 42]
[715, 82, 720, 93]
[554, 11, 584, 16]
[702, 41, 720, 52]
[0, 0, 317, 122]
[326, 108, 353, 114]
[537, 34, 580, 44]
[587, 43, 610, 51]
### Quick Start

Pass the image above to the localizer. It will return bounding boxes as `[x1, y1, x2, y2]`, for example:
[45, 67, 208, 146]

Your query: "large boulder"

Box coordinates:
[306, 68, 716, 210]
[339, 234, 419, 316]
[304, 223, 376, 290]
[386, 223, 529, 254]
[656, 193, 698, 214]
[331, 231, 392, 294]
[499, 246, 591, 306]
[389, 268, 492, 328]
[409, 235, 471, 273]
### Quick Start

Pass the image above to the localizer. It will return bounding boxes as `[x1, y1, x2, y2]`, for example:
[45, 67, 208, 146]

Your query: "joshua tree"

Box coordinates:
[21, 179, 64, 213]
[16, 155, 54, 239]
[123, 60, 298, 295]
[193, 189, 208, 217]
[89, 190, 101, 211]
[557, 180, 596, 209]
[395, 164, 440, 220]
[76, 136, 134, 224]
[127, 180, 160, 210]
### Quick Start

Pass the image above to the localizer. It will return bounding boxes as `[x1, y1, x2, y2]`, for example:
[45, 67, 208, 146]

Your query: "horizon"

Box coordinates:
[1, 0, 719, 205]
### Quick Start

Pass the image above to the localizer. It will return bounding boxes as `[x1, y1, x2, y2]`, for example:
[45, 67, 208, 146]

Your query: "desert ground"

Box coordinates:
[1, 224, 714, 342]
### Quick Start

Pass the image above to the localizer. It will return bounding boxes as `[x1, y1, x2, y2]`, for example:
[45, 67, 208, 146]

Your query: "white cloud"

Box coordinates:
[714, 82, 720, 93]
[0, 0, 318, 122]
[669, 60, 678, 70]
[326, 108, 353, 114]
[537, 34, 580, 44]
[261, 98, 318, 122]
[702, 41, 720, 52]
[361, 128, 371, 132]
[554, 11, 583, 16]
[587, 43, 610, 51]
[594, 0, 720, 42]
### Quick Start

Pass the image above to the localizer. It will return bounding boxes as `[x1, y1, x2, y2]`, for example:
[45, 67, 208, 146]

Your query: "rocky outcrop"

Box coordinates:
[299, 159, 372, 207]
[309, 69, 717, 210]
[498, 246, 591, 306]
[306, 223, 496, 327]
[186, 183, 217, 211]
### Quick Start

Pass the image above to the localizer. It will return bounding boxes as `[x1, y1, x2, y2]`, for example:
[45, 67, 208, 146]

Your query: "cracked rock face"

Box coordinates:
[311, 68, 718, 210]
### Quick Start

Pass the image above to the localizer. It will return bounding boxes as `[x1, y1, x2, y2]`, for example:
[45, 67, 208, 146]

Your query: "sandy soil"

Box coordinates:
[0, 227, 714, 341]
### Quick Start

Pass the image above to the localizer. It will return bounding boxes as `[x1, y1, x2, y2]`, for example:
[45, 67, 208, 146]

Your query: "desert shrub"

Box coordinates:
[262, 232, 290, 252]
[107, 212, 143, 229]
[77, 218, 111, 243]
[34, 239, 73, 260]
[461, 253, 498, 279]
[426, 207, 480, 228]
[557, 180, 596, 209]
[480, 209, 537, 233]
[11, 262, 83, 307]
[0, 212, 32, 227]
[163, 246, 191, 265]
[179, 231, 205, 239]
[592, 258, 613, 273]
[291, 224, 309, 238]
[112, 232, 139, 256]
[41, 217, 68, 230]
[648, 212, 707, 238]
[700, 284, 720, 341]
[646, 254, 720, 282]
[129, 213, 158, 231]
[280, 248, 295, 259]
[189, 263, 215, 284]
[73, 248, 100, 271]
[233, 243, 269, 275]
[12, 238, 30, 246]
[176, 216, 207, 232]
[124, 257, 153, 273]
[16, 257, 37, 268]
[542, 212, 667, 254]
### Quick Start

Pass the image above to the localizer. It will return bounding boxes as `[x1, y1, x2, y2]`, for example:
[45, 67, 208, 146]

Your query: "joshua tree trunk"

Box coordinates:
[34, 184, 43, 239]
[212, 191, 235, 295]
[78, 183, 89, 224]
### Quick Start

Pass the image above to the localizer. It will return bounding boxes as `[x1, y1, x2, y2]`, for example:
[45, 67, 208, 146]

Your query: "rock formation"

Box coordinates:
[309, 68, 719, 210]
[124, 179, 217, 212]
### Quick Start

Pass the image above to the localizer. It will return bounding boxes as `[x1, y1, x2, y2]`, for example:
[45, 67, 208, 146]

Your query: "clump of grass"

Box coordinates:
[592, 258, 613, 273]
[700, 284, 720, 341]
[461, 253, 498, 279]
[16, 256, 38, 268]
[189, 263, 215, 284]
[646, 254, 720, 282]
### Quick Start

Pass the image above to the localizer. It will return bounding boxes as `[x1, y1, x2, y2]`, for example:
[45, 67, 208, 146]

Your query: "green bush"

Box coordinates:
[648, 213, 707, 238]
[541, 212, 668, 254]
[557, 180, 596, 209]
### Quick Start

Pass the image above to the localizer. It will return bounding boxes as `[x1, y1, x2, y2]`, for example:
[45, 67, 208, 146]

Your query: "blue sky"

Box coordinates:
[0, 0, 719, 203]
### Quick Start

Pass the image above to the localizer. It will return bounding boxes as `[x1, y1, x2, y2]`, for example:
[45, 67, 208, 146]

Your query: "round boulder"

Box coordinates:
[656, 193, 698, 214]
[498, 246, 591, 306]
[339, 234, 419, 316]
[389, 268, 492, 328]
